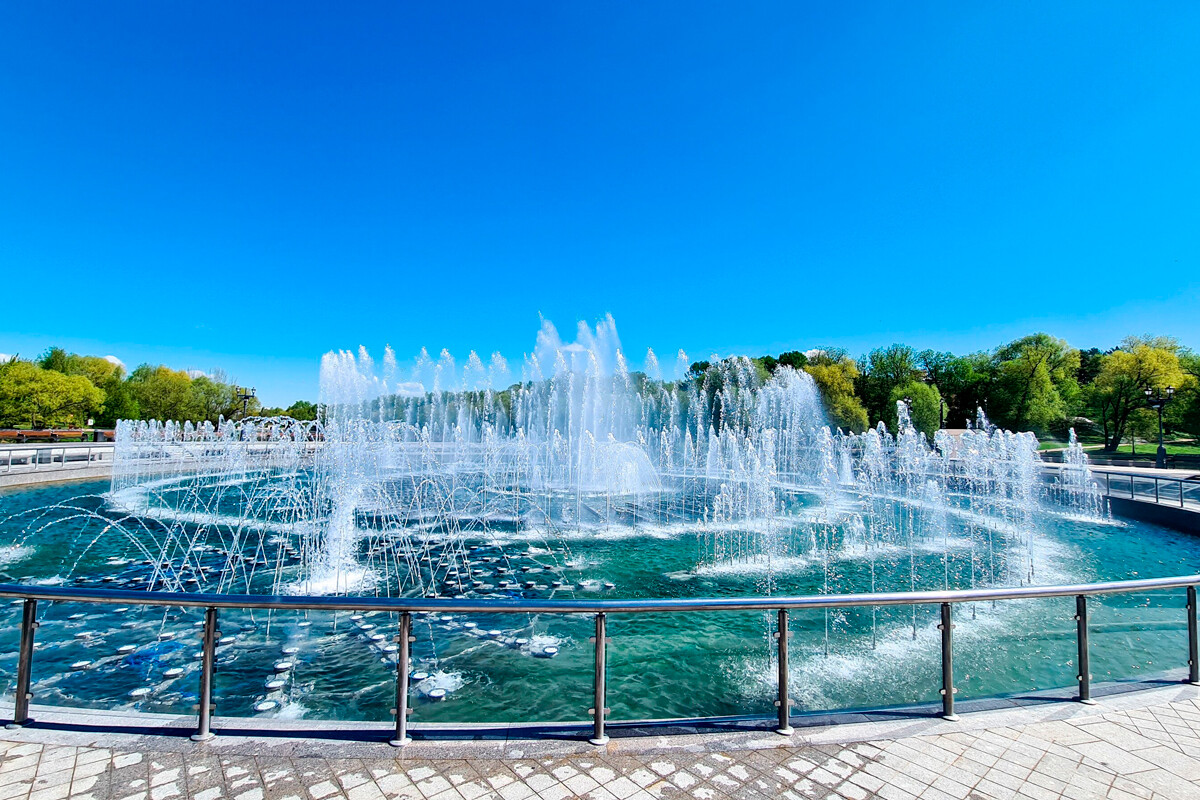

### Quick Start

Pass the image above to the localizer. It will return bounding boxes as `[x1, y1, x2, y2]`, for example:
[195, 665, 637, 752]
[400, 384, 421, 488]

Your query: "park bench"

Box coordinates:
[0, 429, 114, 443]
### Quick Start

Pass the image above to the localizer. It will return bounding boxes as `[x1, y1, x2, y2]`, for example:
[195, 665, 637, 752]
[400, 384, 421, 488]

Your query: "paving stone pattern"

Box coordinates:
[4, 698, 1200, 800]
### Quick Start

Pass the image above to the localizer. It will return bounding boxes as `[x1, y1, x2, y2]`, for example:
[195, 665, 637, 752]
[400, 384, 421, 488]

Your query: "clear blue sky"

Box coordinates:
[2, 3, 1199, 405]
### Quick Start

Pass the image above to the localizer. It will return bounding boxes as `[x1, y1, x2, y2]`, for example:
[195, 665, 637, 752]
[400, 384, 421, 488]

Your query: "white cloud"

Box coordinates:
[186, 369, 209, 379]
[0, 353, 11, 363]
[103, 355, 125, 369]
[393, 381, 426, 397]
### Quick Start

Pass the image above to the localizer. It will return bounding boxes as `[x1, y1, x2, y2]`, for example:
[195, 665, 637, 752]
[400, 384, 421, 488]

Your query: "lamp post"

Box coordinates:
[236, 387, 257, 419]
[1144, 386, 1175, 469]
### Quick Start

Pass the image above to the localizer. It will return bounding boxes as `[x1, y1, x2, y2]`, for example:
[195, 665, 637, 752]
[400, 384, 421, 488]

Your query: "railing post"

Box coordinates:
[589, 612, 609, 745]
[1155, 478, 1160, 504]
[1075, 595, 1095, 704]
[1188, 586, 1199, 686]
[390, 611, 413, 746]
[939, 603, 958, 720]
[191, 607, 218, 741]
[6, 599, 38, 729]
[776, 608, 793, 734]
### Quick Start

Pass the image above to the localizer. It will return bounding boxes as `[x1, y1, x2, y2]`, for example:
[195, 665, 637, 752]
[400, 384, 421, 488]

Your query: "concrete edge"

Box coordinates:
[1, 681, 1197, 760]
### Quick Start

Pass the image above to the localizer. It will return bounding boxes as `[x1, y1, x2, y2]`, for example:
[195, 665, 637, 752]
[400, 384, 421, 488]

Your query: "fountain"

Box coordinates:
[1, 316, 1145, 724]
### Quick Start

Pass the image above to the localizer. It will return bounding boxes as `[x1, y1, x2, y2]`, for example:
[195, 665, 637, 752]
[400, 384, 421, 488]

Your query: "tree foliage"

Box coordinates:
[988, 333, 1079, 434]
[12, 334, 1200, 448]
[1085, 336, 1191, 451]
[0, 360, 104, 428]
[886, 380, 942, 440]
[804, 357, 868, 433]
[857, 344, 922, 423]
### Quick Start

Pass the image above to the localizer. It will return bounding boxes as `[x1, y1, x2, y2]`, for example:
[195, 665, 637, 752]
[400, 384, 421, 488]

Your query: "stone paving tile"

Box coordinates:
[7, 698, 1200, 799]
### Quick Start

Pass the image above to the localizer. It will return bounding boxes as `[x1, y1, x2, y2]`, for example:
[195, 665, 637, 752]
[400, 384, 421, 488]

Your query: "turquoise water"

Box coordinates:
[0, 478, 1197, 724]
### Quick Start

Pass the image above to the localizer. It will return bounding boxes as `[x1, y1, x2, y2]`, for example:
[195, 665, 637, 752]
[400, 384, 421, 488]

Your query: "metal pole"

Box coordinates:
[1155, 478, 1160, 504]
[191, 607, 218, 741]
[390, 611, 413, 746]
[1157, 407, 1167, 470]
[590, 612, 608, 745]
[776, 609, 793, 734]
[940, 603, 957, 720]
[1076, 595, 1094, 704]
[1188, 586, 1199, 686]
[7, 599, 37, 728]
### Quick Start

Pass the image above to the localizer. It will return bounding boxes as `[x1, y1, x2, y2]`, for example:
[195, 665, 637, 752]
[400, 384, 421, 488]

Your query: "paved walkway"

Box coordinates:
[3, 686, 1200, 799]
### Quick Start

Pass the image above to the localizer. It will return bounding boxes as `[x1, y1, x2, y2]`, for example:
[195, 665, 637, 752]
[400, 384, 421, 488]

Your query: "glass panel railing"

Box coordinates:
[954, 597, 1077, 704]
[1089, 591, 1189, 690]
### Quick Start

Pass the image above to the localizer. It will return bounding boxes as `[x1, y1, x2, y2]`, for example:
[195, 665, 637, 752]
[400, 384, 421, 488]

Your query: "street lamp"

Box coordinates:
[1144, 385, 1175, 469]
[236, 386, 257, 418]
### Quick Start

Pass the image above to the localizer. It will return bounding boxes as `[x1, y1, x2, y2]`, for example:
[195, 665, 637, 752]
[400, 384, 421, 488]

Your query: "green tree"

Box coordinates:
[38, 348, 123, 385]
[1086, 337, 1189, 451]
[1125, 408, 1158, 453]
[1174, 349, 1200, 437]
[777, 351, 808, 370]
[0, 360, 104, 428]
[858, 344, 921, 424]
[988, 333, 1079, 433]
[804, 357, 869, 433]
[128, 365, 195, 422]
[886, 380, 943, 440]
[1077, 348, 1104, 386]
[285, 400, 320, 421]
[97, 376, 139, 426]
[37, 347, 71, 374]
[918, 349, 992, 428]
[187, 376, 240, 424]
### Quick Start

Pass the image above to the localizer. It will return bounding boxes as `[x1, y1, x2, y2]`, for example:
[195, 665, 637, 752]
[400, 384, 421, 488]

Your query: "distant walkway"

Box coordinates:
[2, 684, 1200, 799]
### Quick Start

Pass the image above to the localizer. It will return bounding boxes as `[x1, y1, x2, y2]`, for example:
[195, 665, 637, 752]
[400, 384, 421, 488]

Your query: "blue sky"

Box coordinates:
[2, 3, 1199, 405]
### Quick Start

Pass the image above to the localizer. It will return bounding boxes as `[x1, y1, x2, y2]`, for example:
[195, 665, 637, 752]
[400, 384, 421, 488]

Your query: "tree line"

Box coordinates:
[3, 334, 1196, 451]
[708, 333, 1197, 450]
[0, 348, 317, 429]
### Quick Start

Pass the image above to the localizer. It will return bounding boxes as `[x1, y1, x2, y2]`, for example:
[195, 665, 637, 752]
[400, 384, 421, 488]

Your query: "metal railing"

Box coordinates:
[2, 576, 1199, 744]
[0, 444, 114, 476]
[1099, 471, 1200, 510]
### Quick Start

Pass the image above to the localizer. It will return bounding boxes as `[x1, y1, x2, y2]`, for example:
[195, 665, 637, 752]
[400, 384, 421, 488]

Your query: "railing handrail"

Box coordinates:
[3, 573, 1199, 743]
[1047, 464, 1200, 486]
[1089, 469, 1200, 511]
[1, 444, 112, 476]
[1, 574, 1197, 614]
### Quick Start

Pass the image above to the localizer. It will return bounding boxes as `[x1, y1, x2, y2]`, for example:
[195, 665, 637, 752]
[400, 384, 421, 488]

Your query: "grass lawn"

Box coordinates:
[1037, 438, 1198, 454]
[1037, 440, 1103, 451]
[1101, 442, 1200, 456]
